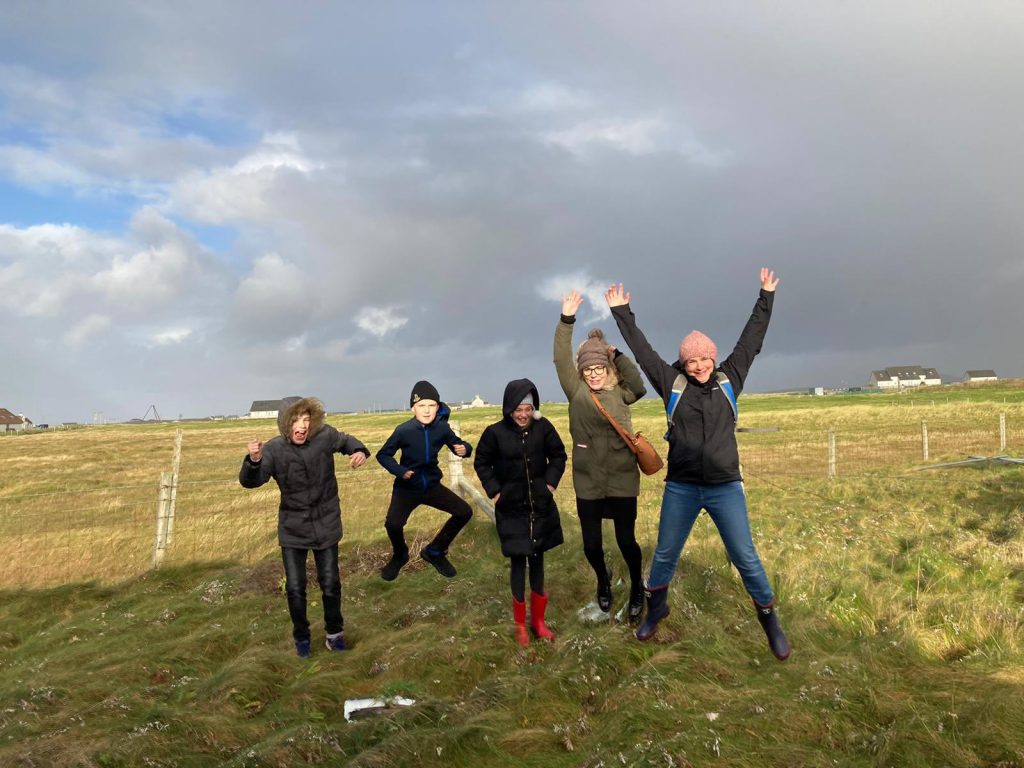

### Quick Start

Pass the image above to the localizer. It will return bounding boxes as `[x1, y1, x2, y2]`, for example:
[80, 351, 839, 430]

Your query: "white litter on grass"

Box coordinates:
[343, 697, 416, 722]
[706, 712, 720, 722]
[577, 601, 612, 623]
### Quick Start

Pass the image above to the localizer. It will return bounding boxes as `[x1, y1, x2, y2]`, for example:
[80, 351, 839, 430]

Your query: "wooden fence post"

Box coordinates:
[1000, 413, 1006, 453]
[921, 421, 929, 462]
[828, 429, 836, 479]
[166, 429, 182, 546]
[152, 471, 173, 568]
[448, 420, 495, 522]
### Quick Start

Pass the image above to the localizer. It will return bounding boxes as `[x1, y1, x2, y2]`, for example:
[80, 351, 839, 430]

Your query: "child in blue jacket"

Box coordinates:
[376, 380, 474, 580]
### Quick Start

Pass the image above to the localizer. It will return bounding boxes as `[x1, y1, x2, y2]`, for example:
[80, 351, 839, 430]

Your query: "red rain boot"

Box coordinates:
[530, 591, 555, 642]
[513, 598, 530, 647]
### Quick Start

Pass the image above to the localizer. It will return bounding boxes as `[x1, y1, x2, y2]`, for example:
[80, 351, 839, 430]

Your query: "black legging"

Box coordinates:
[576, 496, 643, 590]
[509, 553, 545, 602]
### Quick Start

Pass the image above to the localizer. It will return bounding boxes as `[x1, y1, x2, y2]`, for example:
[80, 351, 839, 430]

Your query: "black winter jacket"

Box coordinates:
[239, 398, 370, 548]
[376, 402, 473, 493]
[611, 289, 774, 484]
[474, 379, 566, 557]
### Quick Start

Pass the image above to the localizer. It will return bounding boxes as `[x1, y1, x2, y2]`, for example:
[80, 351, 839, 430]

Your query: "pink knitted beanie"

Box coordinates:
[678, 330, 717, 362]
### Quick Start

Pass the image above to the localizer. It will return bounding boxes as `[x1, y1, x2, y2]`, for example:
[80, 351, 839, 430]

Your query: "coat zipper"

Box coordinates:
[522, 428, 535, 548]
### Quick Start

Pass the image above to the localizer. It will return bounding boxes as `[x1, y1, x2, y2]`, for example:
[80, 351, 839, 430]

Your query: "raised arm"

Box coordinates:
[239, 438, 274, 488]
[605, 283, 677, 400]
[719, 267, 778, 391]
[553, 290, 584, 398]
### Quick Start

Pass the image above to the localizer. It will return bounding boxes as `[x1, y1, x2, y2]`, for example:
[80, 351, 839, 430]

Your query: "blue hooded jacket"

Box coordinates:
[376, 402, 473, 492]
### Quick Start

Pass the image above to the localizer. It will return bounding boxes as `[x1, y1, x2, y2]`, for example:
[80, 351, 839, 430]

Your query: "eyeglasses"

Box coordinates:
[582, 365, 606, 376]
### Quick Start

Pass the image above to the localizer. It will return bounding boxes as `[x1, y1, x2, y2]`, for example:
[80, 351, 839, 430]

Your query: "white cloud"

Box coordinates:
[542, 116, 728, 165]
[536, 272, 612, 321]
[357, 306, 409, 337]
[169, 133, 326, 225]
[63, 314, 112, 346]
[152, 328, 193, 345]
[515, 83, 592, 113]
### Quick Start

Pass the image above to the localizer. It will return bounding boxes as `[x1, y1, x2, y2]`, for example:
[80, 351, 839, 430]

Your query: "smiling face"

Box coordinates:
[582, 364, 608, 391]
[412, 399, 439, 425]
[512, 402, 534, 428]
[683, 357, 715, 384]
[290, 412, 311, 444]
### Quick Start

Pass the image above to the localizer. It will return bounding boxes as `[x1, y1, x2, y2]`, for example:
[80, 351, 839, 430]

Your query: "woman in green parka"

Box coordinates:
[554, 290, 647, 623]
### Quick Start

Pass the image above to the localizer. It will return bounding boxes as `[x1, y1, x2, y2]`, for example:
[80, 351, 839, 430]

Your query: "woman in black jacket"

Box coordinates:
[474, 379, 567, 646]
[605, 269, 791, 660]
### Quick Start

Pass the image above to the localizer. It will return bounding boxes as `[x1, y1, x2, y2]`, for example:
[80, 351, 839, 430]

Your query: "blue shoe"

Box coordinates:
[325, 632, 347, 652]
[295, 639, 312, 658]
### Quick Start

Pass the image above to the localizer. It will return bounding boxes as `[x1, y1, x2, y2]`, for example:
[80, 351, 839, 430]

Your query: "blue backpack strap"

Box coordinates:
[665, 374, 687, 439]
[717, 372, 738, 421]
[666, 372, 737, 438]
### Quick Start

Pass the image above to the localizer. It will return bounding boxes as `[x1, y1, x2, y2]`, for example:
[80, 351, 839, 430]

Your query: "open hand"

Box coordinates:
[247, 439, 263, 462]
[561, 290, 584, 317]
[760, 267, 779, 292]
[604, 283, 630, 307]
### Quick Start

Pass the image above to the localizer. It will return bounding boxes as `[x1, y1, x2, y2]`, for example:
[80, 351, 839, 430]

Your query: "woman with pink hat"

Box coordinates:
[604, 268, 791, 661]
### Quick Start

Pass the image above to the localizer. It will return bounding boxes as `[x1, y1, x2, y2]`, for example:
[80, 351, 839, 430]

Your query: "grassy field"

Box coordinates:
[1, 382, 1023, 766]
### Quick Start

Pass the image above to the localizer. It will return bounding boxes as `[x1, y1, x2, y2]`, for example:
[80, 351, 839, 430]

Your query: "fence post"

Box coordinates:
[921, 421, 929, 462]
[166, 429, 182, 545]
[828, 429, 836, 479]
[1000, 413, 1006, 453]
[152, 471, 173, 568]
[448, 420, 495, 522]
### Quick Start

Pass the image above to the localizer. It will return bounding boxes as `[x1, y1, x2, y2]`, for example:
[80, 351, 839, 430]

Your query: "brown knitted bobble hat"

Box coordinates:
[576, 328, 613, 373]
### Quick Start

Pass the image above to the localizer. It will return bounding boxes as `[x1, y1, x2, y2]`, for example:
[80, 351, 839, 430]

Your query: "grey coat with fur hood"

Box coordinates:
[239, 397, 370, 549]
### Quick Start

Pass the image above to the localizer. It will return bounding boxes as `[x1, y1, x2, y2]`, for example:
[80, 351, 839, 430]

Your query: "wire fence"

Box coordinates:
[1, 411, 1021, 590]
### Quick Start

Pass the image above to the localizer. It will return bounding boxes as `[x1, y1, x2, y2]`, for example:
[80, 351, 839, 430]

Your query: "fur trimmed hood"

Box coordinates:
[277, 397, 326, 442]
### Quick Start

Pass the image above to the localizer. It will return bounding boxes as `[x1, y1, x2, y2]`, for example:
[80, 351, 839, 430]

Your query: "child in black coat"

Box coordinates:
[474, 379, 567, 646]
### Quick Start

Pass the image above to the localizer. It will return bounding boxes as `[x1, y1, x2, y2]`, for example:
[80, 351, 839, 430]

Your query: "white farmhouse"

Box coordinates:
[0, 408, 32, 433]
[246, 396, 302, 419]
[962, 370, 998, 383]
[869, 366, 942, 389]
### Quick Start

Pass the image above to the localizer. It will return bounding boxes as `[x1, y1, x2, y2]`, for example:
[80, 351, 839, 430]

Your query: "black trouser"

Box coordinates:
[384, 484, 473, 555]
[576, 496, 643, 589]
[509, 553, 545, 602]
[281, 544, 343, 642]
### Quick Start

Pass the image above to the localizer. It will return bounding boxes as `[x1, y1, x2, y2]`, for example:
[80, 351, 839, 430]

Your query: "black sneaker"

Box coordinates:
[597, 566, 613, 612]
[381, 551, 409, 581]
[420, 547, 457, 578]
[628, 584, 645, 625]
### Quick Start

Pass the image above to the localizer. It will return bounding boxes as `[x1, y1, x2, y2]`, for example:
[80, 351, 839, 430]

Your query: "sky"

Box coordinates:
[1, 2, 1022, 424]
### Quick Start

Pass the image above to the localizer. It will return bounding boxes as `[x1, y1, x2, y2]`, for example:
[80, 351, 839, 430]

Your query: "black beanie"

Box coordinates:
[410, 380, 441, 407]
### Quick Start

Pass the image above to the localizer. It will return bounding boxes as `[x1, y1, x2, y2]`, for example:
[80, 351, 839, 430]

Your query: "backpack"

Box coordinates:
[664, 371, 737, 439]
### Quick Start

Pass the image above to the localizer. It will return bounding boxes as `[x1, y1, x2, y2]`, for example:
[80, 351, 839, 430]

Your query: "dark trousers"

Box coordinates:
[384, 484, 473, 555]
[576, 496, 643, 589]
[509, 553, 545, 602]
[281, 545, 343, 642]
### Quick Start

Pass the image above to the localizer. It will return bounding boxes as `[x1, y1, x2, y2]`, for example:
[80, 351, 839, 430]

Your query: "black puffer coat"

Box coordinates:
[474, 379, 567, 557]
[239, 397, 370, 548]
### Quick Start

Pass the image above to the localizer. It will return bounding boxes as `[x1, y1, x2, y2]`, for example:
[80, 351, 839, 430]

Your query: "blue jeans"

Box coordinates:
[281, 545, 343, 641]
[647, 480, 773, 605]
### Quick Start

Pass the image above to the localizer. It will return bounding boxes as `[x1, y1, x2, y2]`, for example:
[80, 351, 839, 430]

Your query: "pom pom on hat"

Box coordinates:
[576, 328, 612, 373]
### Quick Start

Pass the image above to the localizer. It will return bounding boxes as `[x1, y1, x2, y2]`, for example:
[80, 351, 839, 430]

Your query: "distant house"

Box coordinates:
[246, 396, 302, 419]
[963, 370, 998, 383]
[869, 366, 942, 389]
[0, 408, 32, 433]
[469, 395, 487, 408]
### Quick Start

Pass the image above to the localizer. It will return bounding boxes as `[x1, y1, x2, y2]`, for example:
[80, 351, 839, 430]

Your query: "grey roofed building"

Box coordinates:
[870, 366, 942, 388]
[963, 370, 997, 382]
[246, 396, 303, 419]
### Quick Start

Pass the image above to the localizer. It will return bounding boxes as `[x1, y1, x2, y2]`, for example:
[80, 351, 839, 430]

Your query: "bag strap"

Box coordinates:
[666, 371, 737, 432]
[589, 392, 640, 456]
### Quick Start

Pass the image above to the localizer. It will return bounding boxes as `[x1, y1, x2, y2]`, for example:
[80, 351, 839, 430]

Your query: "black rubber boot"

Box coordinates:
[754, 600, 791, 661]
[596, 565, 613, 612]
[634, 585, 669, 641]
[627, 582, 645, 626]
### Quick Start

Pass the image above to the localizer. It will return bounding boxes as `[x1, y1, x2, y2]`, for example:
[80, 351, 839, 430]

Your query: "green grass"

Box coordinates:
[1, 383, 1023, 765]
